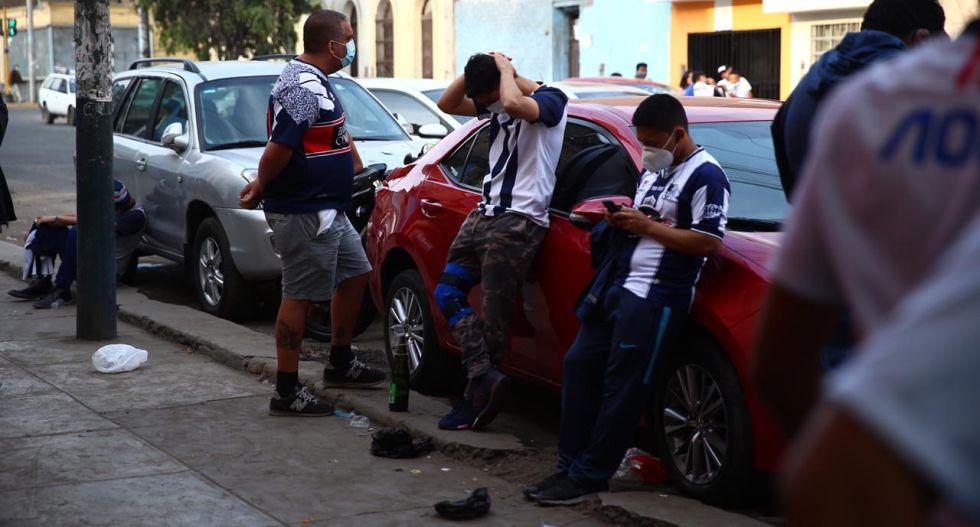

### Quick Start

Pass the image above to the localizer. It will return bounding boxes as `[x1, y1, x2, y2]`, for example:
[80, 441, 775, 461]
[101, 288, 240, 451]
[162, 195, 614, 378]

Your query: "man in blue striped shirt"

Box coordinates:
[435, 52, 568, 432]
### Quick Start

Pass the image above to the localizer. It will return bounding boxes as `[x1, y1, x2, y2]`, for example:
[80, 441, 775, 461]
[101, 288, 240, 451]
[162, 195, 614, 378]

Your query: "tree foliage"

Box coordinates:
[137, 0, 318, 61]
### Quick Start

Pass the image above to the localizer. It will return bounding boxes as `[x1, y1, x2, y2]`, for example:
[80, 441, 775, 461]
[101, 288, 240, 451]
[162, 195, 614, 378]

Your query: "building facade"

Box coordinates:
[320, 0, 456, 79]
[2, 0, 147, 96]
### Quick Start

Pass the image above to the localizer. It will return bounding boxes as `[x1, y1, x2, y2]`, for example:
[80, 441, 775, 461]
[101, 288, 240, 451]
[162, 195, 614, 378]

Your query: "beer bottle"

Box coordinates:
[389, 326, 410, 412]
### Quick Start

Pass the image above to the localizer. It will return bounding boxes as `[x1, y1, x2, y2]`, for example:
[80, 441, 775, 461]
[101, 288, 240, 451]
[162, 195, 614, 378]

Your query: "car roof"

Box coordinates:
[570, 96, 780, 124]
[357, 78, 449, 91]
[567, 76, 672, 89]
[116, 59, 353, 83]
[551, 81, 650, 96]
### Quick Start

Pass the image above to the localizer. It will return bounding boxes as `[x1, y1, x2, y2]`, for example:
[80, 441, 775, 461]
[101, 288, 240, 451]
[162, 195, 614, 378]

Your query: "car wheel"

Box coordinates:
[384, 269, 462, 395]
[192, 217, 257, 321]
[304, 292, 377, 342]
[42, 104, 54, 124]
[651, 335, 754, 505]
[66, 106, 75, 126]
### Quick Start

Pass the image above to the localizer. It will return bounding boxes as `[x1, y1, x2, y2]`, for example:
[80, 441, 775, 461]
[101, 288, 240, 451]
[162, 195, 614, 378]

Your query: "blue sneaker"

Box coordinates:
[439, 398, 479, 431]
[470, 368, 512, 431]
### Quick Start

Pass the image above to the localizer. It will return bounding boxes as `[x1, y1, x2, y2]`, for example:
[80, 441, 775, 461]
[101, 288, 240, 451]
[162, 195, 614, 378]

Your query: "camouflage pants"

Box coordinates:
[443, 210, 548, 379]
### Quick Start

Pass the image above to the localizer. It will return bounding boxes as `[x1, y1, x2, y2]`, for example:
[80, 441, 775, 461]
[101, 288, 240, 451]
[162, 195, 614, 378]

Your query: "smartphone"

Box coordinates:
[638, 205, 661, 220]
[602, 200, 622, 213]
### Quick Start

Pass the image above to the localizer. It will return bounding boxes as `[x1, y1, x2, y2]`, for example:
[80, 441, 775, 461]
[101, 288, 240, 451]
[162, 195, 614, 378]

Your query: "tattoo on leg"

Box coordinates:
[275, 319, 301, 349]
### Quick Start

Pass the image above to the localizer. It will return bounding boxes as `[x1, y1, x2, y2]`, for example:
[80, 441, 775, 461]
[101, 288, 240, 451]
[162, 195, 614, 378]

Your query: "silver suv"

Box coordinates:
[112, 58, 421, 319]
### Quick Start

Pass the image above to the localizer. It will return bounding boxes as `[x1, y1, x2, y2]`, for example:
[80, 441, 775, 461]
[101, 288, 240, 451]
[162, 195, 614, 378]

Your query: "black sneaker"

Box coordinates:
[8, 277, 53, 300]
[470, 368, 512, 431]
[33, 288, 73, 309]
[438, 398, 479, 431]
[534, 474, 607, 506]
[269, 385, 335, 417]
[322, 358, 386, 388]
[522, 471, 566, 500]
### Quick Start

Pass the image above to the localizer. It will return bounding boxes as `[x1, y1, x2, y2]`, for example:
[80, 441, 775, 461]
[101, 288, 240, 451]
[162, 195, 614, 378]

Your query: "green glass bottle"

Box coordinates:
[389, 326, 410, 412]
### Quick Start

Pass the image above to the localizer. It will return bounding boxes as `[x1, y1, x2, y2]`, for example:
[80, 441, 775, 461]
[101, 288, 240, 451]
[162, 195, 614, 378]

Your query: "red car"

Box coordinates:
[364, 96, 788, 503]
[565, 76, 680, 96]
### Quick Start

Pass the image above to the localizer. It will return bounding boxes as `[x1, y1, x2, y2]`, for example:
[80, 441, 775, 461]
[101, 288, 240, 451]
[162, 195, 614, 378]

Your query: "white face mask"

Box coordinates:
[486, 101, 505, 114]
[641, 131, 678, 173]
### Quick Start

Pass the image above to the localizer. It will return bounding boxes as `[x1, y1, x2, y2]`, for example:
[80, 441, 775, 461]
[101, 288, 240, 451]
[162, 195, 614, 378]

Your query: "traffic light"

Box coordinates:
[7, 19, 16, 38]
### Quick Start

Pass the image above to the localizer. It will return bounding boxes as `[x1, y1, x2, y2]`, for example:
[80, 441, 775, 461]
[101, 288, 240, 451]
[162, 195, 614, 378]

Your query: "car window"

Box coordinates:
[42, 78, 53, 90]
[121, 78, 163, 138]
[111, 79, 133, 118]
[114, 80, 139, 133]
[51, 78, 64, 92]
[372, 89, 445, 131]
[690, 121, 788, 223]
[151, 81, 189, 142]
[555, 121, 614, 176]
[441, 126, 489, 189]
[422, 88, 473, 124]
[69, 79, 77, 94]
[331, 79, 407, 141]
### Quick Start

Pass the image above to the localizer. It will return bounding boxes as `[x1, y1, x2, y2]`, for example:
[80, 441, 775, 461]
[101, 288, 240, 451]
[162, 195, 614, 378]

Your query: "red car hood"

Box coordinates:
[724, 231, 783, 277]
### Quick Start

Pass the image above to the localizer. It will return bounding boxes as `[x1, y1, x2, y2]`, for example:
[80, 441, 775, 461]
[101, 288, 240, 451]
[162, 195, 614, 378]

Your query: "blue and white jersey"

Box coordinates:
[474, 86, 569, 227]
[618, 148, 730, 308]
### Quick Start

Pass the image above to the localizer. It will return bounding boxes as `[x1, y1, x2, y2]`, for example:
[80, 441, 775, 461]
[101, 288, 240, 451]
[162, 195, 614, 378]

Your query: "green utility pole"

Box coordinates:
[74, 0, 116, 340]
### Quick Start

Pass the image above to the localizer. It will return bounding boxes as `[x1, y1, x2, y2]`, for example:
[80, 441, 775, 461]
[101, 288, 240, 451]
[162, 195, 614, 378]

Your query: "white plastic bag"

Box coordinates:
[92, 344, 148, 373]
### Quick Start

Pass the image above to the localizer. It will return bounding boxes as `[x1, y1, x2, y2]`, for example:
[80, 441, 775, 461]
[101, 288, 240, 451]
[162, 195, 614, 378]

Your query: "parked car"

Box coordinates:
[565, 76, 680, 96]
[359, 78, 471, 140]
[364, 96, 788, 504]
[111, 57, 418, 320]
[38, 68, 77, 125]
[550, 81, 651, 100]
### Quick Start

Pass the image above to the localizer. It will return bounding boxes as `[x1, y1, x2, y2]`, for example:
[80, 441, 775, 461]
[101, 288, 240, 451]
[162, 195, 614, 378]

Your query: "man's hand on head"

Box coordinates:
[489, 52, 515, 77]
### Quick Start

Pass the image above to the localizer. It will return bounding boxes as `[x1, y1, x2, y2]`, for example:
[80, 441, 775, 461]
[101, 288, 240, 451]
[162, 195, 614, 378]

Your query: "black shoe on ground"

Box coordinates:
[33, 287, 73, 309]
[438, 398, 479, 431]
[522, 471, 566, 500]
[534, 474, 608, 506]
[322, 358, 386, 388]
[469, 368, 512, 431]
[8, 277, 52, 300]
[269, 385, 335, 417]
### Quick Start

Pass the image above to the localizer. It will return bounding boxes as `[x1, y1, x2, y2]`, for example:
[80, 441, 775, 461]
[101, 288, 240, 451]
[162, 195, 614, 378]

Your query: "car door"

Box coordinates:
[141, 79, 191, 251]
[113, 77, 166, 247]
[49, 78, 66, 115]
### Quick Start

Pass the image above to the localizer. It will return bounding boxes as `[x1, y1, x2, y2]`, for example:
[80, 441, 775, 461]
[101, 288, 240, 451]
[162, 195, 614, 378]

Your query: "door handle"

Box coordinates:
[420, 198, 444, 217]
[136, 157, 147, 172]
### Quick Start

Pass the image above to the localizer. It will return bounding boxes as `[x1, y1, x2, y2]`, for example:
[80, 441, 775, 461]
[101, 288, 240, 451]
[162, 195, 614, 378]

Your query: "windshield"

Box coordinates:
[196, 75, 408, 150]
[422, 88, 473, 123]
[689, 121, 788, 226]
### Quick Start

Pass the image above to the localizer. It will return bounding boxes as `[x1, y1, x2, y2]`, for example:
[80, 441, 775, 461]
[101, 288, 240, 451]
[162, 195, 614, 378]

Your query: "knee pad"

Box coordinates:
[435, 265, 476, 327]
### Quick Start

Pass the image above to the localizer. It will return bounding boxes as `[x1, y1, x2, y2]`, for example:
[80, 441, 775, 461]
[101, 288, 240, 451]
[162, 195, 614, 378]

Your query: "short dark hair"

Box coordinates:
[636, 62, 648, 70]
[304, 9, 348, 54]
[464, 54, 500, 98]
[633, 94, 688, 132]
[862, 0, 945, 38]
[693, 70, 706, 80]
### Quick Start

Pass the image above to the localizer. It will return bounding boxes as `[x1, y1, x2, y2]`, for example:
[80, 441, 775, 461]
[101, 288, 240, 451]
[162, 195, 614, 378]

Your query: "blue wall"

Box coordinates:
[454, 0, 557, 81]
[577, 0, 671, 83]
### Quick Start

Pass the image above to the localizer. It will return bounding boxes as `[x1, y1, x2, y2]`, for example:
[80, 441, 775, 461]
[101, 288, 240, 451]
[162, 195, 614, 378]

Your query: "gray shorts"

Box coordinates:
[265, 211, 372, 302]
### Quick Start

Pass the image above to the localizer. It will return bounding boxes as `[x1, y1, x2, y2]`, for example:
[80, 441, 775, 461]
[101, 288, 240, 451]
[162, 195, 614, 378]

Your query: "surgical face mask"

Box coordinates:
[641, 131, 678, 173]
[331, 40, 356, 68]
[486, 101, 505, 114]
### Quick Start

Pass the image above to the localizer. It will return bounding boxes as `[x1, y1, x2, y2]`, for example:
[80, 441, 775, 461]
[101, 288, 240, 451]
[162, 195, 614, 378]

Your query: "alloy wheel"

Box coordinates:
[662, 364, 729, 485]
[198, 237, 224, 307]
[386, 286, 425, 373]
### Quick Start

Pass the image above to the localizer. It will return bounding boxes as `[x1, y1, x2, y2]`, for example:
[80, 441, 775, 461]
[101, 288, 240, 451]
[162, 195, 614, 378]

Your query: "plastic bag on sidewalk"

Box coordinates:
[613, 448, 669, 484]
[92, 344, 148, 373]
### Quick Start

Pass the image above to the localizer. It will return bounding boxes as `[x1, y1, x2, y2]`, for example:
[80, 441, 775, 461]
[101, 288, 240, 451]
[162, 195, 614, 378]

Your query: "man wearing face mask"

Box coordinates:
[435, 52, 569, 432]
[527, 94, 730, 505]
[239, 9, 385, 417]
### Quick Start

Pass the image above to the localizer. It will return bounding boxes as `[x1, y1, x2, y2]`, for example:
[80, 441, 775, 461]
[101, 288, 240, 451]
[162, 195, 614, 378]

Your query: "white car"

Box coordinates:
[550, 81, 651, 100]
[359, 78, 472, 140]
[38, 70, 77, 125]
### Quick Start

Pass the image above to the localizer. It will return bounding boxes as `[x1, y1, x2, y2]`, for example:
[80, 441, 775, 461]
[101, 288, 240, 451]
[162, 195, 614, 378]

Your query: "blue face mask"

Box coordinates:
[331, 40, 356, 68]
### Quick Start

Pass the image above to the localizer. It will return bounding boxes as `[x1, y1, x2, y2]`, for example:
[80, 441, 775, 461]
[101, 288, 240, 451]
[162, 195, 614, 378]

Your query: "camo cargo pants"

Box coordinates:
[442, 209, 548, 379]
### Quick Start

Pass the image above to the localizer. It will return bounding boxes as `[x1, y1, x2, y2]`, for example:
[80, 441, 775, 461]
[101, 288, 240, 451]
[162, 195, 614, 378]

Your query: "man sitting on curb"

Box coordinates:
[8, 179, 146, 309]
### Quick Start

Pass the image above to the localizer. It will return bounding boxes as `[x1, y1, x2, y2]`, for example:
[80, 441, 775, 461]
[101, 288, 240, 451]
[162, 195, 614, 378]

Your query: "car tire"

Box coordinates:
[66, 106, 75, 126]
[384, 269, 463, 395]
[304, 292, 377, 342]
[192, 217, 257, 321]
[650, 334, 754, 505]
[42, 104, 54, 124]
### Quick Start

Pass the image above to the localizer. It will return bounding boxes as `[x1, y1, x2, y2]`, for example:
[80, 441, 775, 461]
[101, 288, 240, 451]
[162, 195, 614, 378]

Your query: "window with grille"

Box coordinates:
[421, 0, 433, 78]
[345, 1, 359, 76]
[376, 0, 394, 77]
[811, 22, 860, 65]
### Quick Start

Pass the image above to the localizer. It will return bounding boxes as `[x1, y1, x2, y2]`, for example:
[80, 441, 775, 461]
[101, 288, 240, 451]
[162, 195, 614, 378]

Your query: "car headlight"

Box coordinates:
[241, 169, 258, 183]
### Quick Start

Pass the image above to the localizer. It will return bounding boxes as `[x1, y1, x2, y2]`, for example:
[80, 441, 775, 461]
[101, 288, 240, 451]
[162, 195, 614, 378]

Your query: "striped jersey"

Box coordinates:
[474, 86, 569, 227]
[618, 148, 731, 308]
[264, 59, 354, 214]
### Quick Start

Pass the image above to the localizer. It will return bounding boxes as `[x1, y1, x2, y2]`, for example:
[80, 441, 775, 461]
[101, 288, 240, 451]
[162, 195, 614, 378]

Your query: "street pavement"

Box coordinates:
[0, 271, 603, 527]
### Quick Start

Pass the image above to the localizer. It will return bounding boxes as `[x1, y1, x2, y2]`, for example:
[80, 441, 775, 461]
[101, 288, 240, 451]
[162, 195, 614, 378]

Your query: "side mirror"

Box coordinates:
[569, 196, 633, 230]
[417, 123, 449, 139]
[160, 122, 189, 152]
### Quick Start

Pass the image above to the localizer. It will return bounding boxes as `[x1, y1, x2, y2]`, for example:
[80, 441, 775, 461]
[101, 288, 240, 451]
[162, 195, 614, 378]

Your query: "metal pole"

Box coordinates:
[139, 7, 150, 58]
[26, 0, 34, 103]
[2, 8, 8, 97]
[74, 0, 116, 340]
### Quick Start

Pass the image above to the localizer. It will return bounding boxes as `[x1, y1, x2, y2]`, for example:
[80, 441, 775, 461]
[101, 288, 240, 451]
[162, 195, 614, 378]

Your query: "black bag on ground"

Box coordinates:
[369, 426, 432, 459]
[434, 488, 491, 521]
